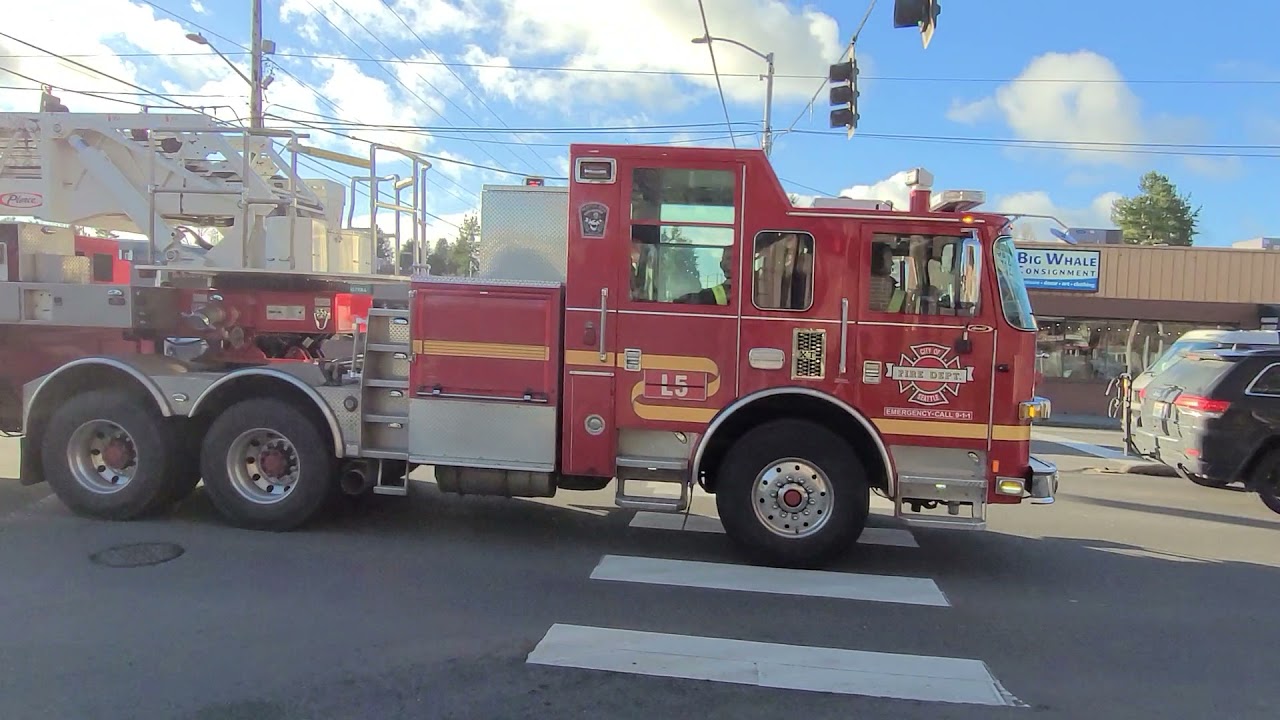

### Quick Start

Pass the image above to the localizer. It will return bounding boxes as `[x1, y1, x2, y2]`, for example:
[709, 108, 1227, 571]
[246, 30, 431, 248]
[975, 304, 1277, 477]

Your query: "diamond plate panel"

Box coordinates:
[18, 223, 75, 255]
[477, 185, 568, 284]
[315, 385, 360, 453]
[368, 315, 410, 344]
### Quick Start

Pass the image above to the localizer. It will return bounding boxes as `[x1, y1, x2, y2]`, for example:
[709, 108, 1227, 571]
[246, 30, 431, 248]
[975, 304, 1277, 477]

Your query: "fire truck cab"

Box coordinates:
[13, 132, 1056, 569]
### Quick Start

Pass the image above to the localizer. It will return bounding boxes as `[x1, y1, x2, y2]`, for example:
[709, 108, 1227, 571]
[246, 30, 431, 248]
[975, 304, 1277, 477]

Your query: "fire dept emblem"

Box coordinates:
[578, 202, 608, 238]
[886, 342, 974, 406]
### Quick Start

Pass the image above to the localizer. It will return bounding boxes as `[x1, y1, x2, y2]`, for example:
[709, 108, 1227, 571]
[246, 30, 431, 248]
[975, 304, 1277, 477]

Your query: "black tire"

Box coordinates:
[1248, 450, 1280, 515]
[199, 397, 337, 531]
[40, 390, 178, 521]
[715, 419, 870, 568]
[165, 423, 203, 506]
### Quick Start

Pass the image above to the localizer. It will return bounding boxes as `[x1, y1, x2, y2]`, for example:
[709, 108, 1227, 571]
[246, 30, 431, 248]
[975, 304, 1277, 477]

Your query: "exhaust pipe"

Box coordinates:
[338, 461, 376, 496]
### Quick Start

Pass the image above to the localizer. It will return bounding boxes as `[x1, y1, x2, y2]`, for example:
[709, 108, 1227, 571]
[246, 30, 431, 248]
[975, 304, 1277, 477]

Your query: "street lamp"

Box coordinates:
[185, 32, 252, 87]
[691, 35, 775, 157]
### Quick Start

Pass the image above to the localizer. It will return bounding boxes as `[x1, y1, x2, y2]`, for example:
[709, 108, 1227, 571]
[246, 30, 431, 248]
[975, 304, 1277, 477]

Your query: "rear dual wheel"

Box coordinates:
[715, 419, 870, 568]
[41, 390, 180, 520]
[198, 397, 337, 530]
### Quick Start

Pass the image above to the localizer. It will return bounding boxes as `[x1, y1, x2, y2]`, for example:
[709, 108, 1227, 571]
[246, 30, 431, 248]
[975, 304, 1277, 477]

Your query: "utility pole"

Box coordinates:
[249, 0, 264, 128]
[761, 51, 775, 157]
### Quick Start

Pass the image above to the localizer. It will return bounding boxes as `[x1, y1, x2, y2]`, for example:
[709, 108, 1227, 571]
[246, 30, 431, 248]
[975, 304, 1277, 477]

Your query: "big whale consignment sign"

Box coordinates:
[1017, 248, 1101, 292]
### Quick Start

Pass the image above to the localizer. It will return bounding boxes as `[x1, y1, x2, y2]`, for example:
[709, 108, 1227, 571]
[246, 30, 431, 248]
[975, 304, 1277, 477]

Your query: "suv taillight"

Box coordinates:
[1174, 394, 1231, 414]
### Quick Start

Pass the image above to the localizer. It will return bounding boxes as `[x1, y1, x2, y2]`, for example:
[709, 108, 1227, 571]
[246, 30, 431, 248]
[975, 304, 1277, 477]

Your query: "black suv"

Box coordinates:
[1136, 347, 1280, 513]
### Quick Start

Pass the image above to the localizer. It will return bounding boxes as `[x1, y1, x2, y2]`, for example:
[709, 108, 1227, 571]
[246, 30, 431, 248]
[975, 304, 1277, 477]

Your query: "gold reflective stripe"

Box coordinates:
[711, 284, 728, 305]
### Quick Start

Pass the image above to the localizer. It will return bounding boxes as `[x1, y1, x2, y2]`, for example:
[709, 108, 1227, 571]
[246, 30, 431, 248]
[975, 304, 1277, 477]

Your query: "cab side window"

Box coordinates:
[753, 231, 814, 311]
[629, 167, 736, 306]
[868, 233, 980, 317]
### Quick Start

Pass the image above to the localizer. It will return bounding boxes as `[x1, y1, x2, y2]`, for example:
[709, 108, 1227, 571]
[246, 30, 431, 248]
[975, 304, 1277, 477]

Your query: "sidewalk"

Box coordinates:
[1040, 413, 1121, 430]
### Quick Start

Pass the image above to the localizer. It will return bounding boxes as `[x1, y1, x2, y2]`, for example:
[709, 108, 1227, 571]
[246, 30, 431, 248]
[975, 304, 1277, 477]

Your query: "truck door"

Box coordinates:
[613, 162, 743, 433]
[854, 225, 996, 478]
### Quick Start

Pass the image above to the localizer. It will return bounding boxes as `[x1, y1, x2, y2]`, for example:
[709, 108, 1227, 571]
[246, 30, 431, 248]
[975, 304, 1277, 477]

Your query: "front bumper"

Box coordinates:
[1028, 455, 1058, 505]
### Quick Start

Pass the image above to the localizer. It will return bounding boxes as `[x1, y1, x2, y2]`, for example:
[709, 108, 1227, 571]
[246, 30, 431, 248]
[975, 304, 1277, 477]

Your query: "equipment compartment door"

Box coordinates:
[611, 161, 744, 431]
[853, 224, 997, 451]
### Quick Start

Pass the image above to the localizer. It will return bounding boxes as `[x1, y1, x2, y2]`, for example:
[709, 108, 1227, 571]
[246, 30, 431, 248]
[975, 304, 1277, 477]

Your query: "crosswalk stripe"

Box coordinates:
[590, 555, 949, 607]
[628, 512, 919, 547]
[527, 624, 1022, 706]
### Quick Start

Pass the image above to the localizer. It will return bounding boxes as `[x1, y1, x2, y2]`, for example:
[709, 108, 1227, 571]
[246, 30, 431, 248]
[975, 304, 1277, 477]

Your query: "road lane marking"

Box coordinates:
[628, 512, 918, 548]
[1033, 431, 1127, 459]
[590, 555, 948, 607]
[527, 624, 1023, 706]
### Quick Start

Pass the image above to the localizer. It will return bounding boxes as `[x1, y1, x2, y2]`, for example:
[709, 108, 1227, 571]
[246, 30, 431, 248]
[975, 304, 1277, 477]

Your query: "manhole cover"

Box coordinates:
[90, 542, 185, 568]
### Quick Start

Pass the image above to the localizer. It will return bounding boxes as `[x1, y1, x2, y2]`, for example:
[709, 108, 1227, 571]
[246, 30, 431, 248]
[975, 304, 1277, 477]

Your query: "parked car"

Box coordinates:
[1130, 329, 1280, 405]
[1134, 347, 1280, 513]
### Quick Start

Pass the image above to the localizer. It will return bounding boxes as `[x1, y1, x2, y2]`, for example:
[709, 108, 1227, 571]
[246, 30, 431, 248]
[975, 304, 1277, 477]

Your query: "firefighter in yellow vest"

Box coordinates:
[675, 246, 733, 305]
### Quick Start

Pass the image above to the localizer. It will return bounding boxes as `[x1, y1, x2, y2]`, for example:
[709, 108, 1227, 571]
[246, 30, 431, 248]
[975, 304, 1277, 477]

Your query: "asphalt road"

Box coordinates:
[1, 429, 1278, 720]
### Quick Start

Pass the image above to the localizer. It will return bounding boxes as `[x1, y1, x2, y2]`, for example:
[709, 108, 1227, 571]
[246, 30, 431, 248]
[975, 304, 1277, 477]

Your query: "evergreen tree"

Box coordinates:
[1110, 171, 1200, 246]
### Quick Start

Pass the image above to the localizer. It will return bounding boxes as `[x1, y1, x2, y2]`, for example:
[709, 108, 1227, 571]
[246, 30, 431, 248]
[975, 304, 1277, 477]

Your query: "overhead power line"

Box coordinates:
[789, 129, 1280, 158]
[299, 0, 543, 178]
[696, 0, 736, 149]
[377, 0, 561, 176]
[6, 50, 1278, 86]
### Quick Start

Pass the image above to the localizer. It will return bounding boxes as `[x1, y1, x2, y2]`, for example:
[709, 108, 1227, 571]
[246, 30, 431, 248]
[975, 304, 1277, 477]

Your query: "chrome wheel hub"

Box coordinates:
[67, 420, 138, 495]
[751, 458, 833, 538]
[226, 429, 300, 505]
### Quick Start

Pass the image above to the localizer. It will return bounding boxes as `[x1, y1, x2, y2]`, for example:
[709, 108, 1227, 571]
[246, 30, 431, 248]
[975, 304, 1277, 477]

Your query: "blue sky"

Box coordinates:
[3, 0, 1276, 245]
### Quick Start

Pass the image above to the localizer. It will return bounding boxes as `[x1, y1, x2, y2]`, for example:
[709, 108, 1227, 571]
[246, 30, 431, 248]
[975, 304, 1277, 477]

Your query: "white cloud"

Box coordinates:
[190, 0, 208, 14]
[454, 0, 843, 111]
[278, 0, 482, 44]
[946, 50, 1230, 176]
[839, 170, 917, 210]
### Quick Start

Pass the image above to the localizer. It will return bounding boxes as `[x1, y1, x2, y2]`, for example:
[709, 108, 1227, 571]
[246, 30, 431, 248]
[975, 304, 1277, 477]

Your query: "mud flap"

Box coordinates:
[19, 434, 43, 486]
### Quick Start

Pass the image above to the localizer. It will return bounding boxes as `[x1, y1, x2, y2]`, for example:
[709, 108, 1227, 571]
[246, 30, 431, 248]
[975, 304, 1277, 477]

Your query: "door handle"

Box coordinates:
[598, 287, 609, 361]
[839, 297, 849, 374]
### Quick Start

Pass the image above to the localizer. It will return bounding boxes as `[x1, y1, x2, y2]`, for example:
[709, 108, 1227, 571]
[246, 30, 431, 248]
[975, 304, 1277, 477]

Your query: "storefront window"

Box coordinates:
[1036, 319, 1239, 382]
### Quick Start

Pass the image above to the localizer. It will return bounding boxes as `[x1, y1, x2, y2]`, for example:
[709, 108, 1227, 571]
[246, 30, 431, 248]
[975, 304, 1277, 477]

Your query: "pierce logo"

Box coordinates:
[887, 342, 974, 406]
[0, 192, 42, 209]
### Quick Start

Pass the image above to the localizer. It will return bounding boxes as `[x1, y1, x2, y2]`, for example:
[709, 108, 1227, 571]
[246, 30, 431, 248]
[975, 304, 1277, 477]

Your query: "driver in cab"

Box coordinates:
[675, 246, 732, 306]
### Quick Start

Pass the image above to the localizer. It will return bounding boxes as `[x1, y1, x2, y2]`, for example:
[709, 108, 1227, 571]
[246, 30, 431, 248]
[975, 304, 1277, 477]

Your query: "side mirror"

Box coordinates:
[956, 233, 983, 317]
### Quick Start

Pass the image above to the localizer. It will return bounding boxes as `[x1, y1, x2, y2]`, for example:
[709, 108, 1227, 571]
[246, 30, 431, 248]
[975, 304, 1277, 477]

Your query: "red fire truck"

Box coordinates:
[3, 110, 1056, 567]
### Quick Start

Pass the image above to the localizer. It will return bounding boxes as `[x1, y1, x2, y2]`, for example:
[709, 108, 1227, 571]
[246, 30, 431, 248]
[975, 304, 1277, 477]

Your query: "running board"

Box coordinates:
[900, 515, 987, 531]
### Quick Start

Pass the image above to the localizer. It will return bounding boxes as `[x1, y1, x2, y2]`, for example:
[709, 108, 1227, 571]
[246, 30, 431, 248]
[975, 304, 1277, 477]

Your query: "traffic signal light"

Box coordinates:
[893, 0, 941, 49]
[39, 85, 68, 113]
[827, 55, 859, 138]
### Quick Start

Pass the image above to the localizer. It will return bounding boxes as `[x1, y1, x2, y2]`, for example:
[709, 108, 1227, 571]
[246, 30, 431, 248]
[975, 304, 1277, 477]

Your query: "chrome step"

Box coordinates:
[363, 378, 409, 389]
[372, 458, 409, 496]
[614, 477, 689, 513]
[362, 413, 408, 426]
[362, 449, 409, 461]
[367, 307, 409, 319]
[366, 342, 410, 354]
[900, 515, 987, 531]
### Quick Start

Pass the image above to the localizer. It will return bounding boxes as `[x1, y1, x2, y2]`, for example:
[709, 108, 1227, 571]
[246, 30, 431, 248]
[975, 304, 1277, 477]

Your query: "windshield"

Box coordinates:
[992, 235, 1037, 331]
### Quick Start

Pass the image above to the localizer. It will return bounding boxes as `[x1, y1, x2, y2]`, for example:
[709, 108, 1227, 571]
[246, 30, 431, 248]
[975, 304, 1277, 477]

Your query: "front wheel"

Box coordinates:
[715, 419, 870, 568]
[200, 398, 337, 531]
